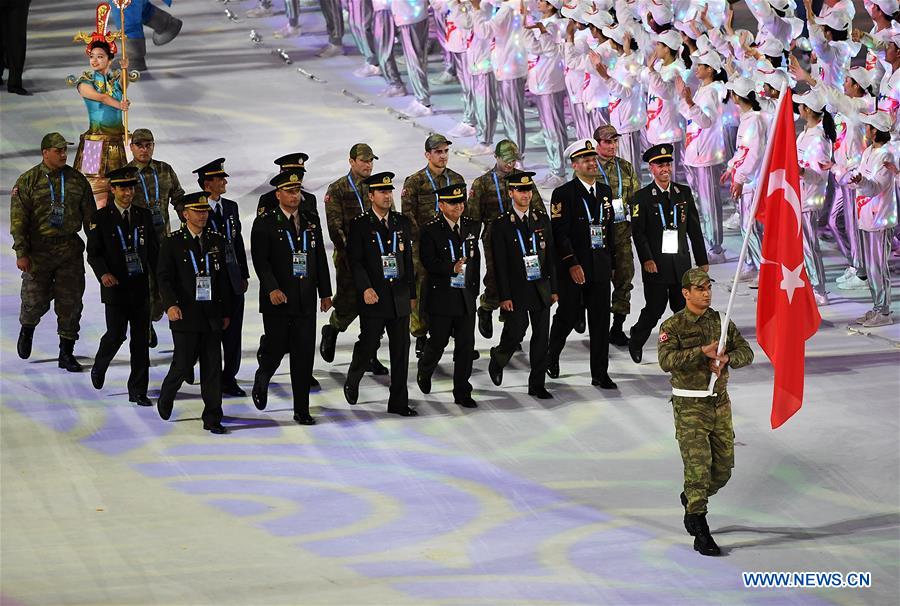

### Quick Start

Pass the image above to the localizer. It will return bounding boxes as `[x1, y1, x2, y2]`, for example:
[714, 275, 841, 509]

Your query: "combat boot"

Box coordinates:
[685, 513, 721, 556]
[58, 338, 83, 372]
[680, 492, 691, 535]
[609, 313, 629, 346]
[17, 325, 35, 359]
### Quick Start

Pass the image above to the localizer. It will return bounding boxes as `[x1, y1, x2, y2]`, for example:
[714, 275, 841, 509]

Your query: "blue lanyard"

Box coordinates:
[516, 229, 537, 256]
[209, 211, 232, 241]
[188, 249, 210, 276]
[374, 230, 397, 255]
[47, 172, 64, 206]
[285, 228, 307, 253]
[582, 198, 603, 225]
[597, 159, 622, 199]
[116, 225, 139, 252]
[425, 167, 448, 212]
[657, 202, 678, 229]
[490, 170, 505, 214]
[448, 238, 468, 260]
[138, 167, 159, 202]
[347, 172, 365, 213]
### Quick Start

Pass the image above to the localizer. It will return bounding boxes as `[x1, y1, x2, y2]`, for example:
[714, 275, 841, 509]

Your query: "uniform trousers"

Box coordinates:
[347, 0, 377, 65]
[492, 306, 550, 390]
[94, 299, 150, 396]
[534, 91, 568, 178]
[0, 0, 30, 90]
[398, 20, 431, 105]
[330, 253, 360, 331]
[419, 312, 476, 398]
[256, 313, 316, 414]
[471, 72, 498, 146]
[348, 315, 410, 409]
[479, 230, 500, 311]
[497, 77, 526, 154]
[20, 241, 85, 340]
[673, 396, 734, 515]
[630, 280, 685, 350]
[159, 330, 224, 426]
[572, 102, 592, 140]
[862, 229, 892, 315]
[373, 10, 403, 88]
[610, 221, 635, 316]
[318, 0, 344, 46]
[801, 210, 827, 296]
[221, 293, 244, 385]
[737, 188, 763, 271]
[549, 278, 611, 380]
[685, 164, 726, 254]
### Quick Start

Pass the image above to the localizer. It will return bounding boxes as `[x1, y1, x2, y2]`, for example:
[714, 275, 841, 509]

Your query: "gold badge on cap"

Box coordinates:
[661, 147, 668, 154]
[453, 187, 462, 196]
[289, 173, 299, 183]
[200, 196, 207, 204]
[383, 176, 391, 184]
[585, 141, 594, 150]
[522, 176, 531, 184]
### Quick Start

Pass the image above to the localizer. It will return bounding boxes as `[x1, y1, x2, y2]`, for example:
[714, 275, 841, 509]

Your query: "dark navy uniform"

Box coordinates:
[156, 193, 234, 432]
[488, 172, 558, 396]
[629, 145, 708, 362]
[344, 173, 417, 416]
[250, 174, 331, 423]
[417, 184, 482, 406]
[86, 167, 159, 403]
[547, 167, 617, 386]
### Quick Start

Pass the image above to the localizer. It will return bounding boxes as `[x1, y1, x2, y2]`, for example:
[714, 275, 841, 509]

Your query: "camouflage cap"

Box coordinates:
[349, 143, 378, 161]
[594, 124, 620, 141]
[131, 128, 154, 144]
[682, 267, 715, 288]
[425, 133, 452, 151]
[494, 139, 522, 162]
[41, 132, 73, 150]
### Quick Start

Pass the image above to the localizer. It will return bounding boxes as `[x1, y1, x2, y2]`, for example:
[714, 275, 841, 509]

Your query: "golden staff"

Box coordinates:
[112, 0, 132, 149]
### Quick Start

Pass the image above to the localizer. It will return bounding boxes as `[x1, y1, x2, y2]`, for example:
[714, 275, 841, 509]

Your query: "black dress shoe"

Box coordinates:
[129, 394, 153, 406]
[344, 381, 359, 405]
[477, 308, 493, 339]
[91, 366, 106, 390]
[148, 325, 158, 348]
[8, 86, 31, 96]
[608, 327, 629, 346]
[368, 358, 389, 375]
[488, 358, 503, 386]
[320, 325, 337, 362]
[454, 395, 477, 408]
[546, 359, 559, 379]
[528, 386, 553, 399]
[574, 315, 586, 334]
[293, 413, 316, 425]
[222, 382, 247, 397]
[471, 349, 480, 360]
[628, 339, 642, 364]
[387, 406, 418, 417]
[415, 336, 427, 358]
[252, 374, 268, 410]
[203, 423, 228, 434]
[17, 325, 35, 360]
[309, 375, 320, 389]
[591, 375, 618, 389]
[417, 369, 431, 394]
[157, 398, 173, 421]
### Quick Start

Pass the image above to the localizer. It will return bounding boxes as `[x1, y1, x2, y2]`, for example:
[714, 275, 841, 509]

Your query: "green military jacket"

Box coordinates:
[126, 158, 184, 236]
[325, 173, 371, 253]
[11, 163, 95, 257]
[464, 168, 544, 225]
[658, 306, 754, 403]
[597, 156, 640, 223]
[401, 165, 465, 242]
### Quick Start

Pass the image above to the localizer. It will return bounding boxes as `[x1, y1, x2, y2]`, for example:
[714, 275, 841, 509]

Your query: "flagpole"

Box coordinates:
[706, 82, 790, 393]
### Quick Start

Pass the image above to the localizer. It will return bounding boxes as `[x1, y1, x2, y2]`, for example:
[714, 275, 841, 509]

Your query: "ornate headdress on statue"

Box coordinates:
[73, 3, 121, 56]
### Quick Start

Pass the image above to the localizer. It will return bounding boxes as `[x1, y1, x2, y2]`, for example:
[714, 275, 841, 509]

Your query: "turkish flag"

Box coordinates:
[754, 88, 822, 429]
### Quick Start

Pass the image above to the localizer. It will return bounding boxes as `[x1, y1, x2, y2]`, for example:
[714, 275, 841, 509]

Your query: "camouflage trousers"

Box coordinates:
[672, 395, 734, 515]
[478, 228, 500, 312]
[611, 221, 635, 316]
[329, 251, 360, 333]
[20, 240, 86, 340]
[410, 250, 429, 338]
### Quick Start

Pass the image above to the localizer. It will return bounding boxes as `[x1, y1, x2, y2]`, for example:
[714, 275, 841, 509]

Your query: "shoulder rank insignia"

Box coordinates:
[550, 201, 562, 218]
[632, 204, 639, 218]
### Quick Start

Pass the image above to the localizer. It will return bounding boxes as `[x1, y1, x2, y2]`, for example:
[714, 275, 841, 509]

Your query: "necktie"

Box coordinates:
[215, 205, 224, 228]
[123, 208, 130, 232]
[290, 213, 299, 237]
[522, 213, 529, 231]
[588, 185, 595, 199]
[382, 218, 389, 231]
[453, 223, 460, 238]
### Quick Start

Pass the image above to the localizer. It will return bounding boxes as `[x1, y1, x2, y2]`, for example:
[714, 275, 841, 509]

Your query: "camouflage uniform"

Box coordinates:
[658, 303, 753, 515]
[464, 168, 544, 311]
[598, 155, 639, 316]
[11, 162, 95, 339]
[126, 158, 184, 320]
[324, 172, 371, 331]
[401, 165, 465, 337]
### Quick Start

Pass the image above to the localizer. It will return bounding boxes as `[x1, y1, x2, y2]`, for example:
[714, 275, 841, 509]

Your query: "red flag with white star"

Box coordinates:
[754, 88, 821, 428]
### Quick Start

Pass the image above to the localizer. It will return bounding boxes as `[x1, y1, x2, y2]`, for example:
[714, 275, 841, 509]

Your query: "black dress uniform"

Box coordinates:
[256, 153, 318, 218]
[344, 173, 418, 416]
[629, 145, 708, 362]
[488, 172, 559, 398]
[547, 142, 617, 387]
[86, 167, 159, 405]
[250, 172, 332, 425]
[194, 158, 249, 395]
[156, 193, 234, 433]
[417, 184, 482, 407]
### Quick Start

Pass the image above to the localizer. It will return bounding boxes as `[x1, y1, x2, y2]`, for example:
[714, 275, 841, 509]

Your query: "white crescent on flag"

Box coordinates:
[766, 168, 801, 237]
